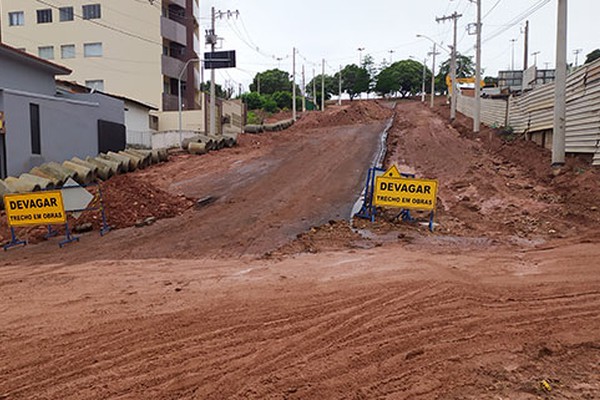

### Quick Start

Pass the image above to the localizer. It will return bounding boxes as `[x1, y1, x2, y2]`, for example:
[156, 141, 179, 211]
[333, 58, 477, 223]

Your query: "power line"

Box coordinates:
[224, 18, 289, 62]
[481, 0, 551, 46]
[482, 0, 503, 20]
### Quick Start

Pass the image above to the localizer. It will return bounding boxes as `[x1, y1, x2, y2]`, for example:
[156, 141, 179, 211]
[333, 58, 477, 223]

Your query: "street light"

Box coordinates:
[178, 58, 200, 149]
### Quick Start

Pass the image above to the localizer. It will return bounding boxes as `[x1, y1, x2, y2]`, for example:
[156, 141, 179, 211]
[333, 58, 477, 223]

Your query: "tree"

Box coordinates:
[585, 49, 600, 65]
[436, 54, 476, 92]
[272, 91, 293, 109]
[306, 74, 336, 108]
[337, 64, 370, 100]
[249, 69, 291, 95]
[375, 59, 428, 98]
[361, 54, 377, 93]
[262, 95, 278, 113]
[374, 67, 397, 98]
[200, 81, 226, 98]
[378, 58, 390, 73]
[240, 92, 264, 110]
[484, 76, 498, 87]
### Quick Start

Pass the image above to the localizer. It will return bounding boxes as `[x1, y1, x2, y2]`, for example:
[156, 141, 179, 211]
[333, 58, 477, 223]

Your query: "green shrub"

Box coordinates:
[272, 91, 292, 109]
[246, 111, 260, 125]
[262, 96, 278, 113]
[241, 92, 264, 110]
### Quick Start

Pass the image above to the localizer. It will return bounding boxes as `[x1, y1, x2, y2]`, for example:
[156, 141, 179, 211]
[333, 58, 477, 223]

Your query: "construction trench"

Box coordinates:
[1, 100, 600, 399]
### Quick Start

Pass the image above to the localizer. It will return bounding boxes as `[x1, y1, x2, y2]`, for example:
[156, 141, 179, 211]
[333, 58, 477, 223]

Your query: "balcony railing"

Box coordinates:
[161, 15, 187, 46]
[162, 54, 186, 79]
[165, 0, 186, 10]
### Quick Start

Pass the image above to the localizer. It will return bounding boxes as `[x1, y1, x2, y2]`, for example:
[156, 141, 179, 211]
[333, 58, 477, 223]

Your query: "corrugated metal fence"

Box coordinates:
[456, 58, 600, 165]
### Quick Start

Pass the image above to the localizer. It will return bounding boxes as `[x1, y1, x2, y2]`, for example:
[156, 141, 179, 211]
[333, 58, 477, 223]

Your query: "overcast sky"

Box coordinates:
[200, 0, 599, 93]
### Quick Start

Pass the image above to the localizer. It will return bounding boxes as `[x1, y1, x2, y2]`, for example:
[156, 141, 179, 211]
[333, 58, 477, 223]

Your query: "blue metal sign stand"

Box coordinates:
[59, 221, 79, 248]
[3, 227, 27, 251]
[355, 167, 385, 222]
[58, 182, 110, 247]
[45, 225, 59, 239]
[355, 167, 436, 232]
[429, 211, 435, 232]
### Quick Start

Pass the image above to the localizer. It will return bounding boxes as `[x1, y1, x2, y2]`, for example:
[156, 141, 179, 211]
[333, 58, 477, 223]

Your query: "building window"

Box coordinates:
[85, 80, 104, 92]
[8, 11, 24, 26]
[36, 9, 52, 24]
[59, 7, 74, 21]
[84, 42, 102, 57]
[149, 115, 159, 131]
[61, 44, 75, 59]
[82, 4, 101, 20]
[38, 46, 54, 60]
[30, 104, 41, 155]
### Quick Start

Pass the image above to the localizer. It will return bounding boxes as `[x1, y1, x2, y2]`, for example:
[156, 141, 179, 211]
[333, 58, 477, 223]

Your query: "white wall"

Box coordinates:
[125, 101, 155, 148]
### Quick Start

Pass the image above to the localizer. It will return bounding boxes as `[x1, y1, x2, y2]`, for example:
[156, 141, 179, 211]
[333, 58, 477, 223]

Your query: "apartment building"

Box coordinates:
[0, 0, 201, 111]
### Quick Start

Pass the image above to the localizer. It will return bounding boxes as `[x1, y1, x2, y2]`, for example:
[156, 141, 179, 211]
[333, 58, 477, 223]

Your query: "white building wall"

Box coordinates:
[125, 101, 155, 148]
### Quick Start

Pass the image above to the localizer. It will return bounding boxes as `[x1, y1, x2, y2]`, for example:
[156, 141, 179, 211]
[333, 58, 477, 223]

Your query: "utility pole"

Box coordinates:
[573, 48, 583, 67]
[209, 7, 217, 136]
[532, 51, 540, 66]
[321, 59, 325, 111]
[338, 65, 342, 105]
[302, 64, 306, 112]
[257, 74, 261, 95]
[429, 44, 439, 108]
[553, 0, 567, 167]
[510, 38, 517, 70]
[206, 7, 239, 136]
[436, 11, 462, 120]
[312, 68, 316, 109]
[468, 0, 482, 133]
[292, 47, 296, 121]
[388, 50, 395, 63]
[523, 20, 529, 70]
[421, 57, 427, 103]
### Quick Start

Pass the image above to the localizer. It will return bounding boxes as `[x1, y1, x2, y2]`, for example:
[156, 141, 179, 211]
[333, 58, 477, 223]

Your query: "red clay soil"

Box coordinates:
[263, 109, 294, 123]
[290, 100, 393, 131]
[383, 101, 600, 241]
[1, 100, 599, 400]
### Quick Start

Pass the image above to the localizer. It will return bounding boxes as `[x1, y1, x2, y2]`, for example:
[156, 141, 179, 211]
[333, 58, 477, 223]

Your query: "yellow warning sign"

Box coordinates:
[4, 191, 66, 227]
[374, 166, 438, 210]
[382, 164, 402, 178]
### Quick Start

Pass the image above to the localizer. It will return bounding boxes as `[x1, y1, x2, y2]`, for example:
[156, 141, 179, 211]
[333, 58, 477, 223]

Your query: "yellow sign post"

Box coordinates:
[4, 191, 66, 227]
[373, 166, 438, 211]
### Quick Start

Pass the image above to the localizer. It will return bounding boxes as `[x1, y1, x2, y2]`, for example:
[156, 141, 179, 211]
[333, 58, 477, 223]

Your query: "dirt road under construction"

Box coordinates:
[1, 101, 599, 399]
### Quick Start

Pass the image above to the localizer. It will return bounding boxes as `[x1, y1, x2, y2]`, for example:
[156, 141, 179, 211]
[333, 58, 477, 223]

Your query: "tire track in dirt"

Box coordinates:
[2, 274, 599, 399]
